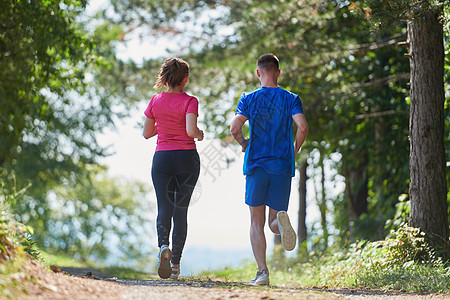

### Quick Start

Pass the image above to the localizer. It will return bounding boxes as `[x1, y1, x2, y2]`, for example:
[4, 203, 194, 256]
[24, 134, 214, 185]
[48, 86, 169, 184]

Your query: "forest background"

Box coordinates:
[0, 0, 449, 276]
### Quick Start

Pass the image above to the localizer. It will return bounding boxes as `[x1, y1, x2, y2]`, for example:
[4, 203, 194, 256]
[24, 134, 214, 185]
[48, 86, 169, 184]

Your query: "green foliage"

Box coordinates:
[376, 223, 437, 266]
[0, 197, 34, 298]
[298, 225, 448, 293]
[360, 0, 447, 25]
[22, 168, 155, 270]
[0, 179, 38, 261]
[0, 201, 33, 262]
[202, 225, 450, 293]
[1, 0, 110, 257]
[1, 0, 159, 268]
[0, 0, 94, 166]
[384, 194, 410, 231]
[188, 0, 411, 242]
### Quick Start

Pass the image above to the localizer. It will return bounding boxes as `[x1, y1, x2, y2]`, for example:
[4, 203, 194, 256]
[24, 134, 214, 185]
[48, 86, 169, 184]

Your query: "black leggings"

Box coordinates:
[151, 149, 200, 265]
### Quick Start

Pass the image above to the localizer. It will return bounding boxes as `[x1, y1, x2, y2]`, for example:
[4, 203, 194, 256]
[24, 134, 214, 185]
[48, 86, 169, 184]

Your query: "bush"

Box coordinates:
[282, 224, 450, 293]
[204, 223, 450, 293]
[0, 201, 36, 262]
[0, 198, 37, 298]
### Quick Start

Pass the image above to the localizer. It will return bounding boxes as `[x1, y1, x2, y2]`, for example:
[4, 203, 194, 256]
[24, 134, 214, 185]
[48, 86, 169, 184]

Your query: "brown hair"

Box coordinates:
[154, 57, 189, 89]
[257, 53, 279, 71]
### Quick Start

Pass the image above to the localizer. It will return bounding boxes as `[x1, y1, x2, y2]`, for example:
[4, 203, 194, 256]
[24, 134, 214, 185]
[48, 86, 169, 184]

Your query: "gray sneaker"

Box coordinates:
[170, 266, 180, 280]
[158, 245, 172, 279]
[249, 269, 269, 286]
[277, 211, 296, 251]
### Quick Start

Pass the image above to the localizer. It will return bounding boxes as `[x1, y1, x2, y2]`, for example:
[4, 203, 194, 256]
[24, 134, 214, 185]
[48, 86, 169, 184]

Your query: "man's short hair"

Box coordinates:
[257, 54, 279, 71]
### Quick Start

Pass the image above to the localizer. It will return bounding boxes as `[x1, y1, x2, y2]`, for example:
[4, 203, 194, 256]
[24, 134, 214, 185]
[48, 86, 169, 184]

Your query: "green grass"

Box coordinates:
[39, 250, 149, 280]
[199, 250, 450, 293]
[198, 225, 450, 294]
[39, 250, 90, 268]
[0, 250, 29, 299]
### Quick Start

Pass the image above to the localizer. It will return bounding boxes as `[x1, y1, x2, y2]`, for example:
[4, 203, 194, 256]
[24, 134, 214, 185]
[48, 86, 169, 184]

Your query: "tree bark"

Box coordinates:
[343, 152, 369, 238]
[298, 161, 307, 246]
[274, 234, 282, 245]
[318, 152, 328, 250]
[407, 7, 449, 258]
[273, 229, 285, 260]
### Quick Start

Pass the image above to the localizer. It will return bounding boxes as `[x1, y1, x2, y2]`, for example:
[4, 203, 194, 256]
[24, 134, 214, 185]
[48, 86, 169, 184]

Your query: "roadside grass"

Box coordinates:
[0, 199, 35, 298]
[0, 250, 29, 299]
[40, 250, 149, 280]
[39, 250, 89, 269]
[199, 224, 450, 294]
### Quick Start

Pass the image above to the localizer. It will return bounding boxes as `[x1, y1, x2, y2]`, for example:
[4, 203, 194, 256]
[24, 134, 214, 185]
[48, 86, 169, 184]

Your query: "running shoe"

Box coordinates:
[277, 211, 296, 251]
[158, 245, 172, 279]
[249, 269, 269, 286]
[170, 265, 180, 279]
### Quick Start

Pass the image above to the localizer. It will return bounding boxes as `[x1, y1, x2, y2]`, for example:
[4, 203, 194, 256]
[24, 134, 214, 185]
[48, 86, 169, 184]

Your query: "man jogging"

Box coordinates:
[230, 53, 308, 286]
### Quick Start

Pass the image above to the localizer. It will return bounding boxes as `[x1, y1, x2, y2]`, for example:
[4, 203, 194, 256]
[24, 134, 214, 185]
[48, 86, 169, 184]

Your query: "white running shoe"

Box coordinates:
[249, 269, 269, 286]
[277, 211, 296, 251]
[158, 245, 172, 279]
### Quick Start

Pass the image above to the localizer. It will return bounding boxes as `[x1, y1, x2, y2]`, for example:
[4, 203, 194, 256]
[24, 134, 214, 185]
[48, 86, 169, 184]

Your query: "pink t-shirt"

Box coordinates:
[144, 91, 199, 151]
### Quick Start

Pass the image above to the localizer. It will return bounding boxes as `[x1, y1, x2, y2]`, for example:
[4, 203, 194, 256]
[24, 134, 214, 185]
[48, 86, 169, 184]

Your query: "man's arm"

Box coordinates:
[230, 114, 249, 152]
[292, 113, 308, 156]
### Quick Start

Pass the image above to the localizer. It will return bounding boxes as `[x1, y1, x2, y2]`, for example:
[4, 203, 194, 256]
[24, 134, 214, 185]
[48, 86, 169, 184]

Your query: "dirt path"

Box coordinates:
[19, 263, 450, 299]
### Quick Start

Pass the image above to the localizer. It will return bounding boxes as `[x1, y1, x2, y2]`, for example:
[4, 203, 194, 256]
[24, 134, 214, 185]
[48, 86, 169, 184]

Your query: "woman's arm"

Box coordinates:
[143, 117, 158, 139]
[186, 113, 204, 141]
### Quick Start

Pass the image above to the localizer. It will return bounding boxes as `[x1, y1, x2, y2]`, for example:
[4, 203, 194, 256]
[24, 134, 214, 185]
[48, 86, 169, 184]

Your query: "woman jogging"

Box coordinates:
[143, 58, 204, 279]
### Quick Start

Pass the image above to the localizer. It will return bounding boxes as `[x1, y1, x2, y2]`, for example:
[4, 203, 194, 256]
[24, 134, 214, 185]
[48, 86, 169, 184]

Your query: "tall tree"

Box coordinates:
[0, 0, 92, 168]
[362, 0, 449, 258]
[407, 2, 448, 257]
[297, 161, 308, 250]
[0, 0, 156, 260]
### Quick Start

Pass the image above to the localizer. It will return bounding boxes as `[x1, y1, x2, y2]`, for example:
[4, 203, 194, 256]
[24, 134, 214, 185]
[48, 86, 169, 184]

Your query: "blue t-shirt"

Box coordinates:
[235, 87, 304, 177]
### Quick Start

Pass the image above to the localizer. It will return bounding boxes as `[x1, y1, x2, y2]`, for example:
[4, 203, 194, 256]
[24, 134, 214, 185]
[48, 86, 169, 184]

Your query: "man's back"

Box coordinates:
[236, 86, 303, 177]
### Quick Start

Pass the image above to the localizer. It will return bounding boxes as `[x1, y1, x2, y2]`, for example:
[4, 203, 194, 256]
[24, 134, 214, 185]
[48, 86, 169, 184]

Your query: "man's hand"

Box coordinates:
[230, 114, 249, 152]
[293, 113, 308, 155]
[241, 138, 249, 152]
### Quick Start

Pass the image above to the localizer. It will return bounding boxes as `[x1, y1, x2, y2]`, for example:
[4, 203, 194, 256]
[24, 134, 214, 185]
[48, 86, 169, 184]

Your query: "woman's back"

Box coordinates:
[144, 91, 198, 151]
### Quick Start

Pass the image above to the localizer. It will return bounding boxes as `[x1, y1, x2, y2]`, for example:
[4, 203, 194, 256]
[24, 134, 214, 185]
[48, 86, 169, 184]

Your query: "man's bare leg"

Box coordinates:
[249, 205, 267, 272]
[268, 207, 280, 234]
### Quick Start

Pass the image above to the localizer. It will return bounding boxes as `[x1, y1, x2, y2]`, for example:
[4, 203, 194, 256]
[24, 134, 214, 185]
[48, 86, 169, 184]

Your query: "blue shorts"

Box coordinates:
[245, 167, 292, 211]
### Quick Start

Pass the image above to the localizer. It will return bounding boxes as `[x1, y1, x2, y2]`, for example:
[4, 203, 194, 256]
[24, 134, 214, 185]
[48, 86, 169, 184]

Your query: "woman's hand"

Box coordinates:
[197, 130, 204, 141]
[143, 117, 157, 139]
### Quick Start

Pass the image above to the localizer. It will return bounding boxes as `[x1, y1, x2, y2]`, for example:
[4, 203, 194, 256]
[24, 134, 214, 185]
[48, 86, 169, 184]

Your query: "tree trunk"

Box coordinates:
[297, 161, 307, 252]
[407, 7, 449, 258]
[274, 234, 282, 245]
[273, 230, 285, 261]
[318, 152, 328, 250]
[343, 152, 369, 238]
